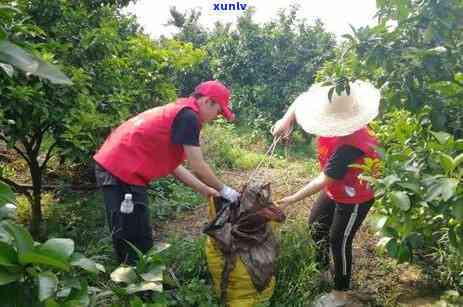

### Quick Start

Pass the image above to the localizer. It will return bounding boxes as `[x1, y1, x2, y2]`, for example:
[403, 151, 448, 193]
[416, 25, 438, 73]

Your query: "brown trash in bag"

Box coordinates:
[203, 181, 285, 303]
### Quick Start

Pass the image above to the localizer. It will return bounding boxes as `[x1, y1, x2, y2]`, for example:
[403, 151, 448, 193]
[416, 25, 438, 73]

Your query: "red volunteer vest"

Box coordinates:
[318, 127, 379, 204]
[93, 98, 200, 186]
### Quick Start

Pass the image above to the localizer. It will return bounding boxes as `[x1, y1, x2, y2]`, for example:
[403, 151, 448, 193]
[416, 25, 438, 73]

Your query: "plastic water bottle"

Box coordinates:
[120, 193, 134, 214]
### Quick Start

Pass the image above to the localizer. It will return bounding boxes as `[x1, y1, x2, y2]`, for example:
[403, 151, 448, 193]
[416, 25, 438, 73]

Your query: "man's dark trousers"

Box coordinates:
[101, 184, 154, 264]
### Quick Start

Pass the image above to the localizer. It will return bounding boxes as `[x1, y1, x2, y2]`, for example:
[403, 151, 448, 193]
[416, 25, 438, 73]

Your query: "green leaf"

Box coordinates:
[39, 238, 75, 261]
[0, 241, 18, 266]
[425, 178, 459, 202]
[56, 287, 71, 298]
[0, 5, 21, 15]
[405, 232, 424, 249]
[335, 83, 343, 96]
[376, 236, 392, 249]
[383, 226, 399, 238]
[449, 228, 459, 249]
[125, 240, 144, 261]
[397, 2, 410, 21]
[149, 242, 171, 255]
[0, 63, 13, 77]
[130, 297, 144, 307]
[70, 253, 104, 274]
[452, 202, 463, 221]
[126, 281, 162, 294]
[430, 131, 452, 144]
[454, 153, 463, 168]
[111, 266, 138, 284]
[397, 182, 420, 194]
[426, 46, 447, 55]
[438, 152, 455, 173]
[0, 181, 15, 207]
[14, 238, 74, 270]
[371, 215, 388, 231]
[441, 178, 459, 201]
[0, 40, 73, 85]
[455, 140, 463, 151]
[62, 277, 81, 290]
[385, 238, 398, 257]
[65, 280, 89, 307]
[20, 250, 69, 270]
[423, 26, 433, 43]
[391, 191, 411, 211]
[125, 240, 147, 272]
[3, 221, 33, 255]
[397, 243, 411, 263]
[44, 299, 60, 307]
[342, 34, 355, 42]
[140, 266, 164, 282]
[0, 267, 20, 285]
[328, 87, 335, 102]
[38, 272, 58, 302]
[382, 175, 400, 188]
[0, 203, 17, 220]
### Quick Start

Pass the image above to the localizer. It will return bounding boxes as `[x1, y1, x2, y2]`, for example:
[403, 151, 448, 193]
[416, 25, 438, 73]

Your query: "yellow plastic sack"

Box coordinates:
[205, 198, 278, 307]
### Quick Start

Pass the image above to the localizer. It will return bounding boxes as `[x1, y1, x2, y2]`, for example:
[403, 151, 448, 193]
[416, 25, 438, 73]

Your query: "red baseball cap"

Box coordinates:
[194, 80, 235, 121]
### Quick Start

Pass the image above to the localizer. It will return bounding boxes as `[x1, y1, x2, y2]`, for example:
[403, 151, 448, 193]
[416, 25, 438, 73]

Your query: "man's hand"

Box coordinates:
[184, 145, 223, 191]
[200, 185, 220, 198]
[220, 185, 240, 203]
[172, 165, 220, 198]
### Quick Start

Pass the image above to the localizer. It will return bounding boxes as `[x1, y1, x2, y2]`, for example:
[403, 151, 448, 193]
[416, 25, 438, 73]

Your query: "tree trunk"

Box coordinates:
[29, 160, 43, 239]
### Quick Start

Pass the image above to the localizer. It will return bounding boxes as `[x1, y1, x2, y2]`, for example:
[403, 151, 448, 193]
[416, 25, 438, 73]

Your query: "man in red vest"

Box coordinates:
[272, 80, 381, 307]
[93, 80, 240, 264]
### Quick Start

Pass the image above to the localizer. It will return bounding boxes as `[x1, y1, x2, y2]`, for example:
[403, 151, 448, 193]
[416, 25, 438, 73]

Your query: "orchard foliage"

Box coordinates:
[342, 0, 463, 135]
[169, 5, 336, 129]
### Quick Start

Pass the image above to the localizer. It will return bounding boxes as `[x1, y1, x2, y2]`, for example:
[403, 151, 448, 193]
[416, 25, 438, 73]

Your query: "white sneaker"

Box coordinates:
[312, 292, 351, 307]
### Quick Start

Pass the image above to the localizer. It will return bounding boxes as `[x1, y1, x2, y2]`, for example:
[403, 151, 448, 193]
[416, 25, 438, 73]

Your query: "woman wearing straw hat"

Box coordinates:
[272, 80, 380, 307]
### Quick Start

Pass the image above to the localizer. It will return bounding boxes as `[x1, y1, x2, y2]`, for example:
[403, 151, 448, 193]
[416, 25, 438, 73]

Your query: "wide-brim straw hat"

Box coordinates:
[294, 80, 380, 137]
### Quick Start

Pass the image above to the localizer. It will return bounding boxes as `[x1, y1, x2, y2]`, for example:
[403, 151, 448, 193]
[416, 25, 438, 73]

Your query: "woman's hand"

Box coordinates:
[271, 118, 293, 139]
[277, 195, 296, 210]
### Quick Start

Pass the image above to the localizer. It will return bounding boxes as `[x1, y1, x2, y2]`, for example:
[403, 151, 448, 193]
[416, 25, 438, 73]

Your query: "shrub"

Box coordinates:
[364, 109, 463, 289]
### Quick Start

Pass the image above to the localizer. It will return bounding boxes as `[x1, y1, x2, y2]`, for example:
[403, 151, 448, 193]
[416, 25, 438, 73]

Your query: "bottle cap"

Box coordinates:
[124, 193, 133, 200]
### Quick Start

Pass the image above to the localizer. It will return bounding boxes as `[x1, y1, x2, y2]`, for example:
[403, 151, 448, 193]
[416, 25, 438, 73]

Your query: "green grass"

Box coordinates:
[162, 236, 220, 306]
[202, 120, 286, 171]
[270, 219, 324, 307]
[148, 177, 205, 221]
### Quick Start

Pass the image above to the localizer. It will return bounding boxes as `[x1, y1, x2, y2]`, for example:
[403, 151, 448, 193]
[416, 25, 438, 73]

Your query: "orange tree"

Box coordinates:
[0, 0, 204, 238]
[343, 0, 463, 135]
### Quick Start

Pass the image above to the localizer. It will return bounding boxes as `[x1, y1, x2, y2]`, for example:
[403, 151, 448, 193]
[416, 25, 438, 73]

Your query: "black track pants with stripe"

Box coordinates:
[309, 191, 373, 291]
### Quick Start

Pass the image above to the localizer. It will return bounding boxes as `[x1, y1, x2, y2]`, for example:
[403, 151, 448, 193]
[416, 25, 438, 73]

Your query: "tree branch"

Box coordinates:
[32, 128, 44, 157]
[21, 136, 34, 158]
[40, 142, 58, 171]
[40, 123, 51, 136]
